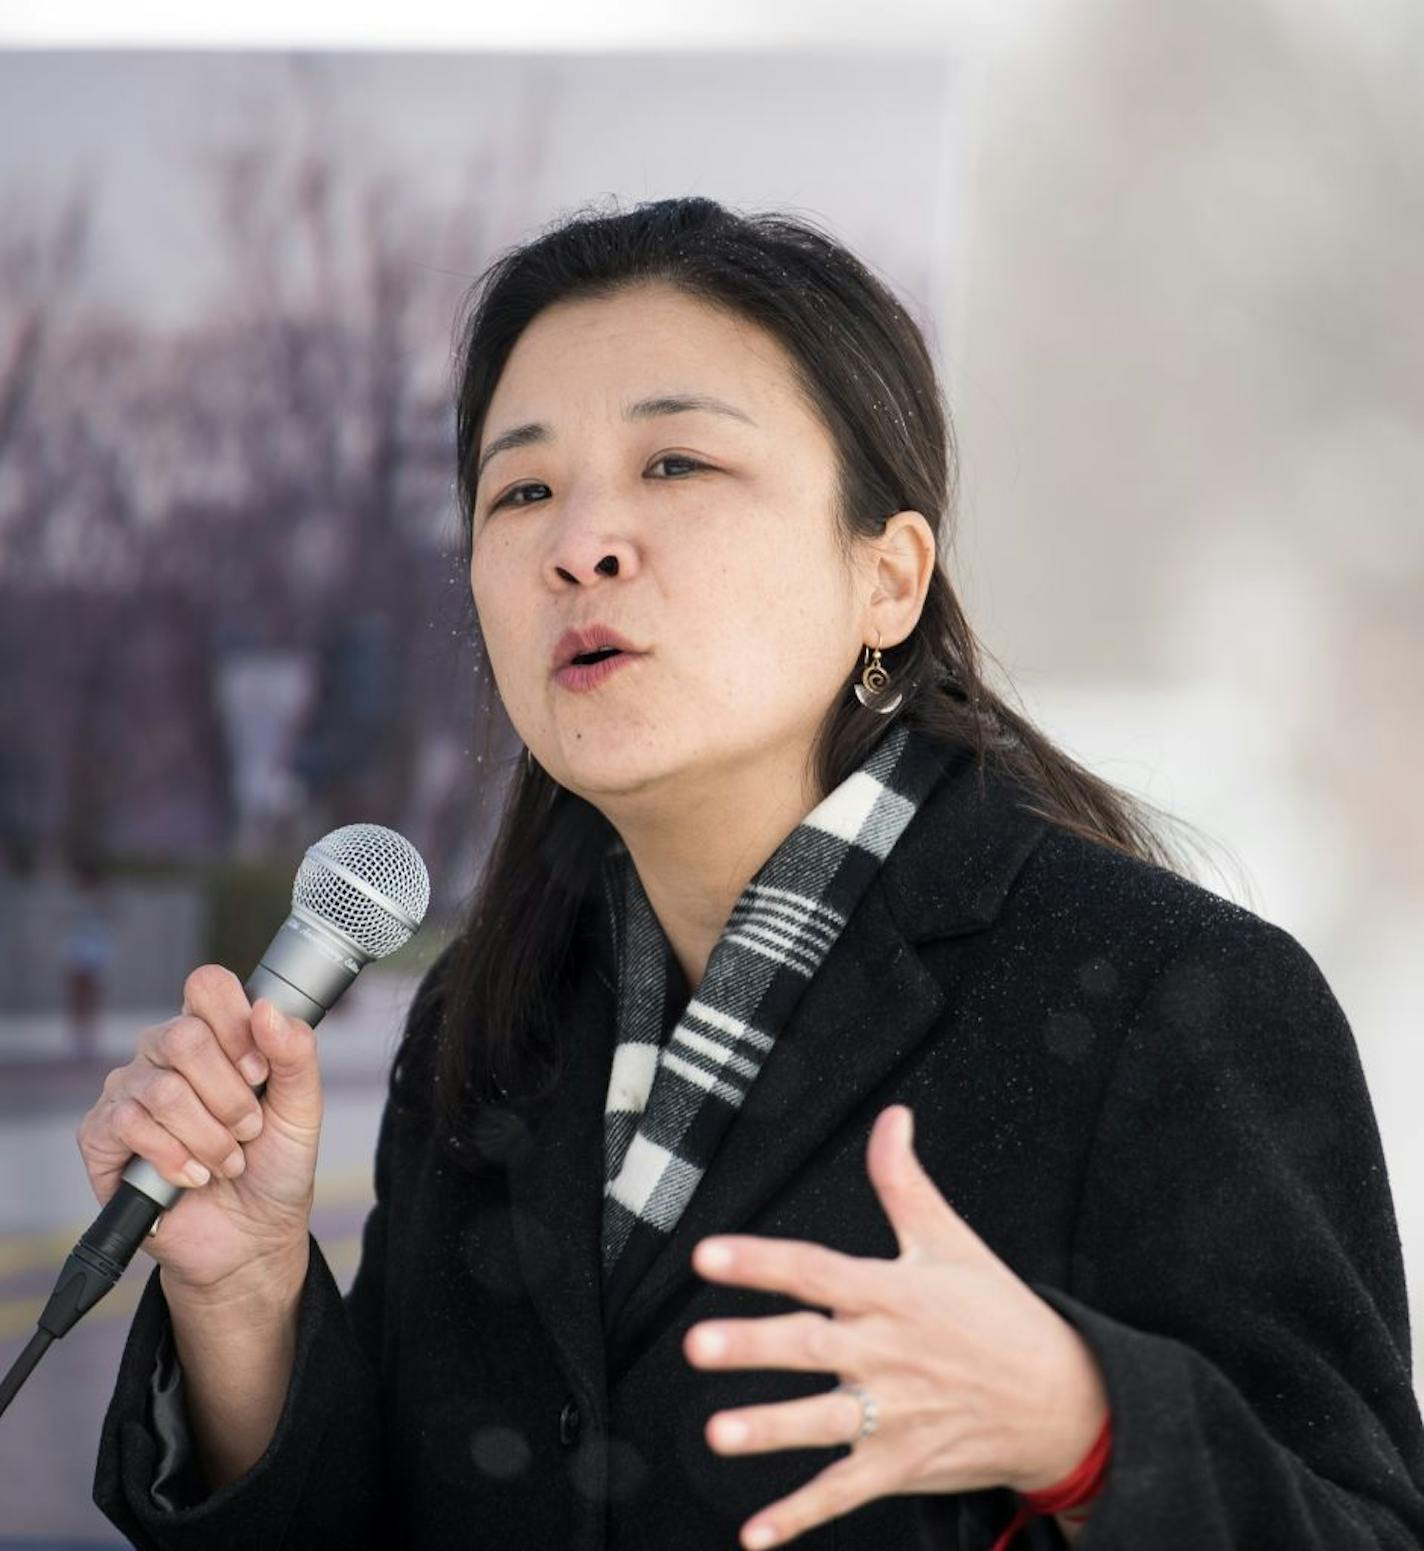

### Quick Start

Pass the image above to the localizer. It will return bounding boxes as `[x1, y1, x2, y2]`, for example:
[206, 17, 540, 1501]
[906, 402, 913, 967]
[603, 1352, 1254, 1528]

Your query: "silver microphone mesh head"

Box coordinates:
[292, 823, 431, 960]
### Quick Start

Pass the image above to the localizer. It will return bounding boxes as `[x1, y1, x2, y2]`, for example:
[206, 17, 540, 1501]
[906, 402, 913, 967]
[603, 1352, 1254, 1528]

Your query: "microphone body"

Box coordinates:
[120, 911, 367, 1210]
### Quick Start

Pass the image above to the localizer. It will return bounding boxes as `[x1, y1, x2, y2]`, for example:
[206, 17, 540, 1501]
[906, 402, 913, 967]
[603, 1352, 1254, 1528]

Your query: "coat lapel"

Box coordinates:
[605, 749, 1050, 1366]
[504, 907, 617, 1402]
[499, 749, 1051, 1390]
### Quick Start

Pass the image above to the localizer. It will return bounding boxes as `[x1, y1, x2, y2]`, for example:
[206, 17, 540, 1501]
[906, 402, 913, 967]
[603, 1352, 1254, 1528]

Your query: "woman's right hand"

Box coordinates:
[75, 964, 324, 1299]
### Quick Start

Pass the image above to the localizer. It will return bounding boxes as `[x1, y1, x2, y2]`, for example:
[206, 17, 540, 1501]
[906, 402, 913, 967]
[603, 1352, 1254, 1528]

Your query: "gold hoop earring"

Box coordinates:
[855, 629, 902, 715]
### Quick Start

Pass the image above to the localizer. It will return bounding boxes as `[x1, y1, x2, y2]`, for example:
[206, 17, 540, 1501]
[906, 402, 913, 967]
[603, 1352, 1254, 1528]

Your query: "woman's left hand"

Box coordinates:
[684, 1104, 1109, 1550]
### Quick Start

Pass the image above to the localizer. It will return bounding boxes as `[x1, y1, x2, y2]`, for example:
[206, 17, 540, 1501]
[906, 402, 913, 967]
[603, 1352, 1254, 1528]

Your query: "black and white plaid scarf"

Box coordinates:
[598, 719, 950, 1318]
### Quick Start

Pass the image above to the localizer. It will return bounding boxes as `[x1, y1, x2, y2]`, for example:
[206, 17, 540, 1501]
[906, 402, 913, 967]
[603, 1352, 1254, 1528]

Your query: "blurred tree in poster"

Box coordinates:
[0, 125, 498, 895]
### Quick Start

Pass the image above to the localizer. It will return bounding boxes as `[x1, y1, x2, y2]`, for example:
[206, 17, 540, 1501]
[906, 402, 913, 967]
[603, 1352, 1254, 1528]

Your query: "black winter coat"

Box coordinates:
[93, 749, 1424, 1549]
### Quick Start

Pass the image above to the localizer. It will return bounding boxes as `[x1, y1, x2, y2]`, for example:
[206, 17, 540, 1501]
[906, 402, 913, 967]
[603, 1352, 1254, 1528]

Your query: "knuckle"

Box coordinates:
[133, 1021, 164, 1063]
[814, 1464, 857, 1516]
[825, 1476, 856, 1515]
[776, 1497, 813, 1536]
[798, 1245, 836, 1299]
[796, 1312, 831, 1364]
[148, 1068, 191, 1113]
[138, 1015, 174, 1058]
[110, 1095, 145, 1135]
[162, 1016, 210, 1063]
[183, 962, 235, 1007]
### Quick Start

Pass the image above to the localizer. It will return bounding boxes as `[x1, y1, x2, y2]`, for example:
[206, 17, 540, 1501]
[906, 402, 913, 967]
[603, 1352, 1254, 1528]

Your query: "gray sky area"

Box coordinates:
[0, 49, 962, 341]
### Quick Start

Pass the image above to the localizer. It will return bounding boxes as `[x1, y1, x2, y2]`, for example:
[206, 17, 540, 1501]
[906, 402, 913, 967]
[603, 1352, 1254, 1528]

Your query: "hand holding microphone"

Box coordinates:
[0, 822, 430, 1420]
[75, 968, 324, 1297]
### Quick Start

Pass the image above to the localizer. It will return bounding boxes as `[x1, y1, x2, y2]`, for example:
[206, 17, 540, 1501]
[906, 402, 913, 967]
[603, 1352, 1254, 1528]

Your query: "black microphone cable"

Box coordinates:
[0, 1175, 172, 1416]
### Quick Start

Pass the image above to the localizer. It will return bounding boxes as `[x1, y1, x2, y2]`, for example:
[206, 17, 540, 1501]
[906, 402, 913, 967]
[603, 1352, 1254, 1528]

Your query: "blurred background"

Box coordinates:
[0, 1, 1419, 1541]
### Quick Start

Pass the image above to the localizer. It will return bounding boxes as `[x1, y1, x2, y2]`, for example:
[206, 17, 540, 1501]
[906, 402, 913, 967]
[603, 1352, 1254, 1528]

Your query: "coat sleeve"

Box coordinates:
[89, 989, 427, 1551]
[1024, 913, 1424, 1549]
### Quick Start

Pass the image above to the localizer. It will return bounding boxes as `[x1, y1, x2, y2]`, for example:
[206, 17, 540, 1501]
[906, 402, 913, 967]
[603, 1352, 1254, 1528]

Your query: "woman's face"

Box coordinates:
[469, 282, 879, 808]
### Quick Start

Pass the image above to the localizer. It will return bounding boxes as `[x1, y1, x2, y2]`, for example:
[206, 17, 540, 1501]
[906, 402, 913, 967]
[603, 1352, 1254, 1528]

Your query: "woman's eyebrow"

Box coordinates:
[475, 393, 757, 487]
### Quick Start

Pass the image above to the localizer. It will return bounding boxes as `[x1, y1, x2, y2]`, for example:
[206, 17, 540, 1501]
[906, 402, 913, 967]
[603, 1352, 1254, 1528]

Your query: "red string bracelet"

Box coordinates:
[989, 1408, 1113, 1551]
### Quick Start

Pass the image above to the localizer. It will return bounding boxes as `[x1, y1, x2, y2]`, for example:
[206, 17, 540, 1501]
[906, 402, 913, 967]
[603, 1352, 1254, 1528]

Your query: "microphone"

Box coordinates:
[0, 823, 431, 1420]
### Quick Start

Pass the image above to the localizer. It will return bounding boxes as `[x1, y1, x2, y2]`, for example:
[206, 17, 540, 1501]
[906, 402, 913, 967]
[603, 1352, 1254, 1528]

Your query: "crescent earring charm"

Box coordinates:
[854, 628, 902, 714]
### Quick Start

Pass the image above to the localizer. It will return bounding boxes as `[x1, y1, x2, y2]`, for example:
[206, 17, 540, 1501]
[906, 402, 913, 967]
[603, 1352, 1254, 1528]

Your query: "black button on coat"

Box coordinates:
[92, 748, 1424, 1549]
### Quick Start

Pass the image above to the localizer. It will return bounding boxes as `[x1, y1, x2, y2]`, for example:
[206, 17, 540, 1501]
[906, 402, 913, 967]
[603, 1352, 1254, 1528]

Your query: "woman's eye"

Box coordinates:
[490, 482, 550, 511]
[489, 455, 707, 512]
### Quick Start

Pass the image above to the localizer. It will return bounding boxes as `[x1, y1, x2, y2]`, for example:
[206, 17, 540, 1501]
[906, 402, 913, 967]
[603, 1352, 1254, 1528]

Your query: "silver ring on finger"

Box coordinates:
[834, 1381, 879, 1445]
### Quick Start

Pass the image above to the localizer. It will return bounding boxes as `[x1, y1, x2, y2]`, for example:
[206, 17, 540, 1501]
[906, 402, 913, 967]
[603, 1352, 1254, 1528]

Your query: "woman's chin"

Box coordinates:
[549, 742, 670, 795]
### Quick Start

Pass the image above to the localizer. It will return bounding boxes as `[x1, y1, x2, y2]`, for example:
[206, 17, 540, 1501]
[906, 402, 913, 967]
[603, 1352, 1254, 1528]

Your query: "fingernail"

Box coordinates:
[233, 1110, 262, 1141]
[221, 1148, 245, 1177]
[694, 1326, 727, 1359]
[745, 1525, 778, 1550]
[714, 1415, 747, 1447]
[240, 1052, 269, 1084]
[697, 1240, 733, 1272]
[183, 1160, 211, 1186]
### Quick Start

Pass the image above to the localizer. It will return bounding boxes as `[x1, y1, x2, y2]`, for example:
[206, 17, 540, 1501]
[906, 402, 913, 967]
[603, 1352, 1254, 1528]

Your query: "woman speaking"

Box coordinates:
[81, 197, 1424, 1550]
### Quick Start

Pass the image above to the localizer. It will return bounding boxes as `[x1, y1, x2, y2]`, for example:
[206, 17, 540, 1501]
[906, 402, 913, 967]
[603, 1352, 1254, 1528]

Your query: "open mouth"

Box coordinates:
[571, 647, 624, 666]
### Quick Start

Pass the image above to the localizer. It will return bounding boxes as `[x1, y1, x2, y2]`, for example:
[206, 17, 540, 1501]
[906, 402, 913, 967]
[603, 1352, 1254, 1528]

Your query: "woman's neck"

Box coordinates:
[605, 745, 824, 997]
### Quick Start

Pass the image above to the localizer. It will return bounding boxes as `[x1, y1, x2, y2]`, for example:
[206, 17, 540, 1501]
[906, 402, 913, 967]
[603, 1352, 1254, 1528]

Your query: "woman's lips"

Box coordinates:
[554, 651, 642, 691]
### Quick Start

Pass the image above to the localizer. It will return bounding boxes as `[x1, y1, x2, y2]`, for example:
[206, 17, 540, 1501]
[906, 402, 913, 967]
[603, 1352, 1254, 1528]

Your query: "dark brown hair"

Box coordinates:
[412, 195, 1217, 1166]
